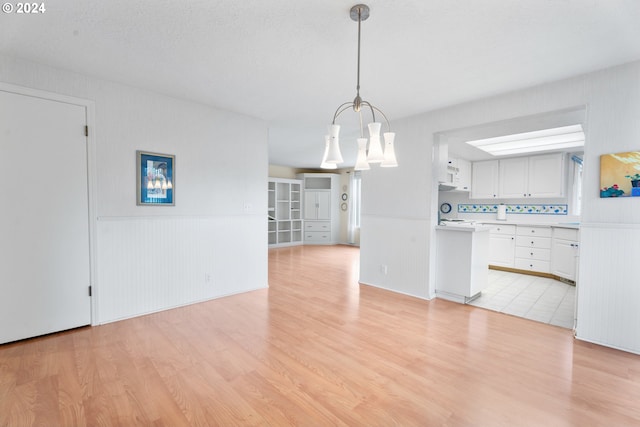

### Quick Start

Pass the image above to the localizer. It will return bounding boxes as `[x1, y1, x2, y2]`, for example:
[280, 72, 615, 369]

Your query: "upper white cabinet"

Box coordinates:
[304, 191, 330, 220]
[498, 157, 529, 198]
[472, 153, 565, 199]
[527, 153, 566, 198]
[471, 160, 499, 199]
[447, 158, 471, 191]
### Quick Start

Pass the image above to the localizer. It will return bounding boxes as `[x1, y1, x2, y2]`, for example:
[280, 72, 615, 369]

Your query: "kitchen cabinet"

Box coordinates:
[551, 227, 579, 281]
[498, 157, 529, 198]
[514, 226, 552, 273]
[447, 157, 472, 191]
[304, 191, 330, 220]
[527, 153, 566, 198]
[470, 160, 499, 199]
[488, 224, 516, 267]
[473, 153, 565, 199]
[297, 173, 340, 245]
[268, 178, 303, 247]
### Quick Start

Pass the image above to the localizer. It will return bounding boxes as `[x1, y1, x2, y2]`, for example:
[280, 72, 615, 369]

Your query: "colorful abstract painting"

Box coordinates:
[600, 151, 640, 198]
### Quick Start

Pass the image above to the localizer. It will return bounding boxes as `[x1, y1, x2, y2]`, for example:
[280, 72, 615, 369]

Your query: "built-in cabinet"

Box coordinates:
[488, 224, 516, 267]
[551, 227, 579, 281]
[514, 226, 552, 273]
[485, 222, 579, 283]
[447, 158, 471, 191]
[297, 173, 340, 245]
[471, 160, 499, 199]
[471, 153, 565, 199]
[268, 178, 303, 247]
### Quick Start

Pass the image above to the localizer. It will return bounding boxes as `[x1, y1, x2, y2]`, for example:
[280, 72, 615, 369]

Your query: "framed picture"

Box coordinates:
[600, 151, 640, 198]
[136, 151, 175, 205]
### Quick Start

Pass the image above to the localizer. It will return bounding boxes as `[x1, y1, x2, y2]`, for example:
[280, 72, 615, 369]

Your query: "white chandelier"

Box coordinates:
[321, 4, 398, 171]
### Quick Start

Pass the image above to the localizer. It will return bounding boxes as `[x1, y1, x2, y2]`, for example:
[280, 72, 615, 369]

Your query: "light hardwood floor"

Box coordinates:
[1, 244, 639, 426]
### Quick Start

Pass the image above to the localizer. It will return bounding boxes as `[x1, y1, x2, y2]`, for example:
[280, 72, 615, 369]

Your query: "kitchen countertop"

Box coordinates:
[435, 224, 494, 232]
[479, 220, 580, 229]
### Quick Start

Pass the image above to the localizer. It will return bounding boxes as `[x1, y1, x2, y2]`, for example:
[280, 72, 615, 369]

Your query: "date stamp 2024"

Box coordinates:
[2, 2, 46, 14]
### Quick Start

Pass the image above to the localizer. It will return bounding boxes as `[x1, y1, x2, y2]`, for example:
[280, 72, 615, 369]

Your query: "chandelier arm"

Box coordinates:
[332, 102, 356, 124]
[359, 100, 377, 124]
[369, 104, 392, 132]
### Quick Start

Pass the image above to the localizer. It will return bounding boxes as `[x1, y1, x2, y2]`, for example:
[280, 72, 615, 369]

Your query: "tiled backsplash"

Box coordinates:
[458, 204, 568, 215]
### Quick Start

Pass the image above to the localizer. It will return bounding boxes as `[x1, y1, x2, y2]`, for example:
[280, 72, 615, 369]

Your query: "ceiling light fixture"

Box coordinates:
[465, 124, 585, 156]
[322, 4, 397, 170]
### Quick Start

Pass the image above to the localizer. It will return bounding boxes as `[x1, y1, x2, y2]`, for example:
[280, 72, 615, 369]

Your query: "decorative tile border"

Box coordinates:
[457, 204, 568, 215]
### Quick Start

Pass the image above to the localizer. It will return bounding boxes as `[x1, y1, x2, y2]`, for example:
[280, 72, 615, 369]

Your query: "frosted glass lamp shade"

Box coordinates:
[325, 124, 344, 164]
[354, 138, 371, 171]
[381, 132, 398, 167]
[321, 135, 338, 169]
[366, 122, 384, 163]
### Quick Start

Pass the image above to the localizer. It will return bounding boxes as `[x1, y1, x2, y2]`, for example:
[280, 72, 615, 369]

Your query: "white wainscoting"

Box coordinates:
[96, 215, 266, 324]
[576, 223, 640, 355]
[359, 215, 431, 299]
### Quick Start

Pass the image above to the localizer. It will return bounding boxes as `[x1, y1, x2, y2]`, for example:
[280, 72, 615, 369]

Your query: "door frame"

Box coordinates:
[0, 82, 98, 325]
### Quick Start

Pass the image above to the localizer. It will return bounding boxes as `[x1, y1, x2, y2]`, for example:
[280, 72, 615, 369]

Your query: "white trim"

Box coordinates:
[0, 81, 99, 326]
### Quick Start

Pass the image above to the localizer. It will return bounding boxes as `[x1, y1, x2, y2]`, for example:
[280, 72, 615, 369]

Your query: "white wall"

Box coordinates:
[0, 54, 268, 324]
[361, 60, 640, 354]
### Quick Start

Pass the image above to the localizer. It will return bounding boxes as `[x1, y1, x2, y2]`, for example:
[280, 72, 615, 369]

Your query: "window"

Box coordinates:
[348, 172, 362, 244]
[570, 154, 583, 216]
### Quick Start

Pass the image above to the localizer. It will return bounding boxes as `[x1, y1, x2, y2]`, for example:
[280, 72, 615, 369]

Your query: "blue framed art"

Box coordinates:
[136, 151, 175, 205]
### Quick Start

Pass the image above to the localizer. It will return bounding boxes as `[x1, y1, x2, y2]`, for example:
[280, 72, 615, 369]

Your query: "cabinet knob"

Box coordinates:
[531, 230, 535, 233]
[531, 241, 534, 245]
[530, 252, 534, 256]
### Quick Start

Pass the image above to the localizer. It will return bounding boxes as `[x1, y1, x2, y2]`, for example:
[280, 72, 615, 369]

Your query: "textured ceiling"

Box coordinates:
[2, 0, 640, 167]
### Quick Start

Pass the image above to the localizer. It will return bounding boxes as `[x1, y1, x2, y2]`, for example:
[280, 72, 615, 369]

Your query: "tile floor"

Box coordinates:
[469, 269, 576, 329]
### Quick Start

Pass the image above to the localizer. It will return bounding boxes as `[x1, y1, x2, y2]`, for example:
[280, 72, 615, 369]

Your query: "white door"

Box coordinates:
[316, 191, 331, 220]
[0, 89, 91, 344]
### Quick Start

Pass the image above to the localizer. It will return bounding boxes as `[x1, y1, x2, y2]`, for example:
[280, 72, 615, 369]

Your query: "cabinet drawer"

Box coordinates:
[304, 221, 330, 232]
[553, 227, 579, 241]
[304, 231, 331, 242]
[516, 235, 551, 249]
[516, 226, 552, 238]
[489, 224, 516, 236]
[515, 246, 550, 261]
[515, 258, 551, 273]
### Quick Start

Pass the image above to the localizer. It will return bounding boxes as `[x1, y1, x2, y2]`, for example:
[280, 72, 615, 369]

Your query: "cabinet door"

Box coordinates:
[456, 158, 471, 191]
[551, 239, 578, 280]
[489, 234, 515, 267]
[316, 191, 331, 220]
[303, 191, 318, 220]
[528, 153, 564, 198]
[471, 160, 499, 199]
[499, 157, 528, 198]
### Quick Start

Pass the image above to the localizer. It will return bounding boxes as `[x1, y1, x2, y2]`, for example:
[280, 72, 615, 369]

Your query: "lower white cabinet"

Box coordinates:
[488, 225, 516, 267]
[514, 226, 552, 273]
[304, 221, 331, 242]
[551, 227, 580, 281]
